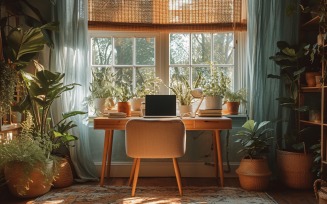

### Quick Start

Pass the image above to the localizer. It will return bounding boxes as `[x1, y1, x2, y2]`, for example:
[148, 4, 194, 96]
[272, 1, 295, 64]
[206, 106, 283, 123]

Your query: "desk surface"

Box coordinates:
[94, 116, 232, 130]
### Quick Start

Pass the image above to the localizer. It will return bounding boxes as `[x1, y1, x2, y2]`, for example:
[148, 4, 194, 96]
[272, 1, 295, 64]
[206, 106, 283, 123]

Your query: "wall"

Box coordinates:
[88, 115, 247, 177]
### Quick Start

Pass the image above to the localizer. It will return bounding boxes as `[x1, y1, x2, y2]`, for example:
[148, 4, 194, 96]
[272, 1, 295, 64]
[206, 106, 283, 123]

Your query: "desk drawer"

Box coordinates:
[182, 120, 195, 129]
[194, 120, 232, 130]
[94, 119, 127, 130]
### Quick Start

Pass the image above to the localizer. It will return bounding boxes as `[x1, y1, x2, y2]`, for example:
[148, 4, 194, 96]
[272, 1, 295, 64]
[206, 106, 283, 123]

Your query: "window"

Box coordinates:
[89, 31, 237, 94]
[169, 33, 234, 89]
[90, 32, 159, 92]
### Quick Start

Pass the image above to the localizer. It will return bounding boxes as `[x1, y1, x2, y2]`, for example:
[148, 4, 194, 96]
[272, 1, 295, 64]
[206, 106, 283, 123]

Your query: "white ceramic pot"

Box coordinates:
[131, 97, 145, 111]
[93, 98, 106, 115]
[205, 96, 222, 109]
[179, 105, 193, 116]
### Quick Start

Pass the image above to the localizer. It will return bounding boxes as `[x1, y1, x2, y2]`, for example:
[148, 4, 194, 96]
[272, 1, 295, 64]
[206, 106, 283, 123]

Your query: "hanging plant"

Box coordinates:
[0, 62, 17, 118]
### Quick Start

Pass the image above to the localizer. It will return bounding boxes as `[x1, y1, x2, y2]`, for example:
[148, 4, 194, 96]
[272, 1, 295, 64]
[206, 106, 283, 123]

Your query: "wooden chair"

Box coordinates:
[125, 119, 186, 196]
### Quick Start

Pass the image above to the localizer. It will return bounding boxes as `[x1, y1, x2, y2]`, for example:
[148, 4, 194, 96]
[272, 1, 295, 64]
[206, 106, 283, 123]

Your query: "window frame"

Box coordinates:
[88, 31, 239, 94]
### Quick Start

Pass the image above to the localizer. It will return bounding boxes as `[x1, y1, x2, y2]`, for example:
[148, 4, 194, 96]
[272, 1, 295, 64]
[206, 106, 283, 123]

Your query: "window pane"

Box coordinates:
[136, 38, 155, 65]
[114, 38, 133, 65]
[192, 67, 210, 88]
[192, 34, 211, 64]
[114, 67, 133, 85]
[169, 67, 190, 81]
[91, 38, 112, 65]
[213, 33, 234, 64]
[135, 67, 156, 86]
[170, 34, 190, 65]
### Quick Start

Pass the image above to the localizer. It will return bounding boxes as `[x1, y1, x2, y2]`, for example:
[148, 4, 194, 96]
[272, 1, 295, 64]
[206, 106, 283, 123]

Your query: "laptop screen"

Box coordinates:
[145, 95, 176, 117]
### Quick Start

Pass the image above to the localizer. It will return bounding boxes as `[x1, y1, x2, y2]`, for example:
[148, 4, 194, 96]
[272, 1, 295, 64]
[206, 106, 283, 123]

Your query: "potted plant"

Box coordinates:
[234, 120, 274, 191]
[116, 80, 133, 116]
[223, 88, 247, 115]
[3, 65, 85, 197]
[87, 67, 116, 115]
[0, 113, 54, 198]
[202, 68, 231, 110]
[132, 76, 162, 111]
[168, 76, 193, 115]
[269, 41, 318, 189]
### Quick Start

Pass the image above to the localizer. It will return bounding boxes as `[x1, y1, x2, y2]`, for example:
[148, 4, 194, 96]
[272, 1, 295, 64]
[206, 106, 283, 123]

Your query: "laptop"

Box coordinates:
[144, 95, 177, 118]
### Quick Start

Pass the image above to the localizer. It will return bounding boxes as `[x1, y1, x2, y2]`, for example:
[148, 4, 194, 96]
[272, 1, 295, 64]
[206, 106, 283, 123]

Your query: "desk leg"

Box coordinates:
[106, 130, 114, 181]
[212, 134, 218, 179]
[99, 130, 113, 186]
[214, 129, 224, 187]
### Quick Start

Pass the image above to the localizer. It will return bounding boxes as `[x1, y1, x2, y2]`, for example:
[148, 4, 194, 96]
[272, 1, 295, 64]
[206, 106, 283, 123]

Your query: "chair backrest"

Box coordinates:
[125, 119, 186, 158]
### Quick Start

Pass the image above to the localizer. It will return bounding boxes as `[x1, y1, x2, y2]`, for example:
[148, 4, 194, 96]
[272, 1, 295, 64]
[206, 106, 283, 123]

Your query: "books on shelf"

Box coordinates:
[108, 112, 127, 118]
[198, 109, 222, 117]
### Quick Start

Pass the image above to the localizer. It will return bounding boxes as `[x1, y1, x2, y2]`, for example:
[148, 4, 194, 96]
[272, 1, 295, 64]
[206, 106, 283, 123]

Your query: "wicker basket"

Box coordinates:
[277, 150, 313, 189]
[236, 157, 271, 191]
[53, 157, 74, 188]
[314, 179, 327, 204]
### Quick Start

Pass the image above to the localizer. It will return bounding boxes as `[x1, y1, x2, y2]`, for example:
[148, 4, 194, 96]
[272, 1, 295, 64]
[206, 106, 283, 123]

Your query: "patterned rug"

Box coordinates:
[33, 185, 277, 204]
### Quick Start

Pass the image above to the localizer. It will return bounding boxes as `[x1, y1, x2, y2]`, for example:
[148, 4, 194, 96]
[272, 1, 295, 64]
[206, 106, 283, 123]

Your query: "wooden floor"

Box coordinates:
[0, 177, 317, 204]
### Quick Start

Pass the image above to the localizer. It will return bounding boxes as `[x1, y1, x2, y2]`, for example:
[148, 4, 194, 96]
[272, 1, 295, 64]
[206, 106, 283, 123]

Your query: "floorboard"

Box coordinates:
[0, 177, 317, 204]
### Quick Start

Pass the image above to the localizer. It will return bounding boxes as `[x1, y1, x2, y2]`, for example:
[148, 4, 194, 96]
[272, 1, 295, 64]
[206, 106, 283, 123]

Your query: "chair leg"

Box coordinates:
[172, 158, 183, 196]
[128, 158, 137, 186]
[131, 158, 141, 197]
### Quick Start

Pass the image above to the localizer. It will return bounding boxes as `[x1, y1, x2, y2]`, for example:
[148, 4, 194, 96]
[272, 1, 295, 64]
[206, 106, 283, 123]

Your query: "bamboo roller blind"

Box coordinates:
[88, 0, 247, 31]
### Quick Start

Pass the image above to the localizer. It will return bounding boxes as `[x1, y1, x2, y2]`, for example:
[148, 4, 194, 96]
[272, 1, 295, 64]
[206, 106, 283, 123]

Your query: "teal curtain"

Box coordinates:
[247, 0, 299, 122]
[247, 0, 299, 175]
[50, 0, 98, 181]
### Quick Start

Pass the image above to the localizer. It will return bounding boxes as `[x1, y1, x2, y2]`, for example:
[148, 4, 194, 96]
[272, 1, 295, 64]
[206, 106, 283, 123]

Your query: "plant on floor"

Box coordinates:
[234, 119, 274, 191]
[0, 113, 54, 196]
[268, 41, 316, 151]
[234, 120, 274, 159]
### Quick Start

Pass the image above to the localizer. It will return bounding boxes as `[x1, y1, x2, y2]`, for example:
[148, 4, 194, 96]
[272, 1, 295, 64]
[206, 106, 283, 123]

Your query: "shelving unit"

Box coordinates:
[299, 4, 327, 178]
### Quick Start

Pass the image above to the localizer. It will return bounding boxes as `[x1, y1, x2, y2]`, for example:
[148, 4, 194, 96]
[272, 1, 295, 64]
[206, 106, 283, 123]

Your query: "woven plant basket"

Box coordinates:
[314, 179, 327, 204]
[236, 157, 271, 191]
[53, 157, 74, 188]
[277, 150, 313, 189]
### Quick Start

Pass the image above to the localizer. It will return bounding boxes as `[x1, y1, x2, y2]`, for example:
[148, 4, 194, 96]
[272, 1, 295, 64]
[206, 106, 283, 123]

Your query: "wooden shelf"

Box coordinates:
[301, 16, 320, 28]
[301, 86, 322, 92]
[300, 120, 322, 126]
[0, 124, 21, 133]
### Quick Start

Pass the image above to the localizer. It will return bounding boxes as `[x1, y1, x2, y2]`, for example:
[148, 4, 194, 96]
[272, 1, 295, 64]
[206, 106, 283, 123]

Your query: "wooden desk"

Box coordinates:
[94, 116, 232, 187]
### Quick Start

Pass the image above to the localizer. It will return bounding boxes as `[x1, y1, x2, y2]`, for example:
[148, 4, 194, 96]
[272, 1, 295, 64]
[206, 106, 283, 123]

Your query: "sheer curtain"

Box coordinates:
[50, 0, 98, 181]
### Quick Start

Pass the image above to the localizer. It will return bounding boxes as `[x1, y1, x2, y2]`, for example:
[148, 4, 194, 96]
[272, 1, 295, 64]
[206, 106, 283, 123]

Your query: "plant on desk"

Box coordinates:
[86, 67, 116, 115]
[168, 75, 196, 115]
[132, 76, 162, 111]
[234, 120, 274, 191]
[116, 80, 133, 117]
[223, 88, 247, 115]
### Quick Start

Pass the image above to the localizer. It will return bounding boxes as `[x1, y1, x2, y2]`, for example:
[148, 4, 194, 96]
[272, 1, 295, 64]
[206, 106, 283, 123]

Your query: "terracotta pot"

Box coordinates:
[236, 157, 271, 191]
[225, 102, 240, 115]
[117, 101, 131, 117]
[305, 72, 321, 87]
[4, 161, 53, 198]
[277, 150, 313, 189]
[53, 157, 74, 188]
